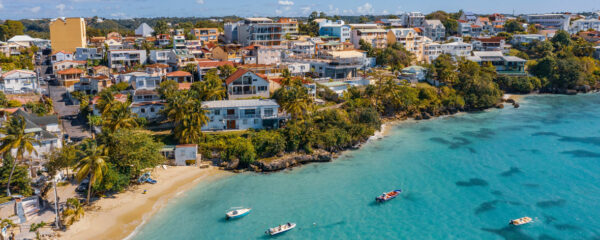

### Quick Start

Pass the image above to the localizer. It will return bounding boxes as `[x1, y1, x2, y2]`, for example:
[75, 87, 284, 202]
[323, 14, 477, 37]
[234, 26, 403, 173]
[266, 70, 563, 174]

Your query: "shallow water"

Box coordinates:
[133, 94, 600, 240]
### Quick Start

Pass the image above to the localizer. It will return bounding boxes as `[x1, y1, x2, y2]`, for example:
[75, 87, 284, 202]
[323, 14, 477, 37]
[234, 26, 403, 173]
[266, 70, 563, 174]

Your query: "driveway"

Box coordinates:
[48, 85, 91, 141]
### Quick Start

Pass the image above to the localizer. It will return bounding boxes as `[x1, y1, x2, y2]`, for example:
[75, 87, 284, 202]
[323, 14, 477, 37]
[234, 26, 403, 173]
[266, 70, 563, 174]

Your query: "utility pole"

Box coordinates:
[53, 177, 60, 229]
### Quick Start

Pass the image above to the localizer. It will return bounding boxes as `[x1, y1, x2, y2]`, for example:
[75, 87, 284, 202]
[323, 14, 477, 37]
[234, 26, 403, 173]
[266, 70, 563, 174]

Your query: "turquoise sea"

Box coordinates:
[133, 94, 600, 240]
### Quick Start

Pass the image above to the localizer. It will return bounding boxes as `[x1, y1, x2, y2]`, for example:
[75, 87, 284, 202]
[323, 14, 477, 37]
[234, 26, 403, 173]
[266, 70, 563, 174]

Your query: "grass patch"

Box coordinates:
[0, 196, 12, 204]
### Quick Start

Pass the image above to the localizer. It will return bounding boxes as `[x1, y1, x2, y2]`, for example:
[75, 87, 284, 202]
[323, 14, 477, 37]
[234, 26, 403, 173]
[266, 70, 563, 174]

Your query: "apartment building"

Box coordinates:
[318, 20, 351, 43]
[467, 51, 526, 74]
[387, 28, 426, 61]
[0, 70, 38, 94]
[401, 12, 426, 28]
[226, 18, 292, 46]
[149, 49, 171, 64]
[75, 47, 103, 61]
[526, 14, 571, 31]
[351, 28, 388, 49]
[191, 28, 219, 43]
[201, 99, 281, 131]
[49, 17, 87, 54]
[108, 49, 147, 70]
[570, 19, 600, 34]
[423, 20, 446, 41]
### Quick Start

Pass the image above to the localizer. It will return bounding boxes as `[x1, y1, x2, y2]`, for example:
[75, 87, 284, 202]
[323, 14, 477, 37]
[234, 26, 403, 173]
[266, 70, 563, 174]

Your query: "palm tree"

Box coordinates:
[74, 141, 107, 205]
[61, 198, 85, 226]
[276, 85, 313, 121]
[96, 91, 115, 116]
[0, 116, 40, 196]
[174, 99, 209, 144]
[102, 102, 138, 132]
[190, 78, 225, 101]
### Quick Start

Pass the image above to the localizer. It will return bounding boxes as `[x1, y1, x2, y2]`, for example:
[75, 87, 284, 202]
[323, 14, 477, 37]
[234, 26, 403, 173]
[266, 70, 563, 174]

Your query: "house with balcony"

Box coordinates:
[423, 20, 446, 41]
[387, 28, 426, 61]
[50, 51, 74, 64]
[130, 89, 164, 121]
[511, 34, 548, 45]
[225, 69, 270, 100]
[201, 99, 281, 131]
[76, 75, 112, 94]
[173, 35, 186, 50]
[570, 19, 600, 34]
[287, 50, 366, 80]
[168, 49, 196, 68]
[196, 61, 236, 80]
[526, 14, 571, 31]
[351, 28, 388, 49]
[53, 60, 86, 73]
[467, 51, 526, 75]
[191, 28, 219, 44]
[108, 49, 147, 70]
[75, 47, 103, 61]
[166, 71, 193, 83]
[227, 18, 287, 46]
[149, 49, 171, 64]
[472, 37, 509, 53]
[424, 41, 473, 62]
[3, 109, 62, 163]
[0, 70, 38, 94]
[145, 63, 169, 77]
[319, 20, 351, 43]
[401, 12, 426, 28]
[56, 68, 84, 91]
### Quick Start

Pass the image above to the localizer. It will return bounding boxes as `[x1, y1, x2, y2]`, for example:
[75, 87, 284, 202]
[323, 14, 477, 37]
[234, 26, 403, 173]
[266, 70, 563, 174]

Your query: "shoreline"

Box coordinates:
[59, 166, 231, 240]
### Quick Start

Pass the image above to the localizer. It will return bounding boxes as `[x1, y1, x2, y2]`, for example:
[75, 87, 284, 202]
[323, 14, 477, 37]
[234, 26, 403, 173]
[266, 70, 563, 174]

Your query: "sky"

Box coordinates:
[0, 0, 596, 20]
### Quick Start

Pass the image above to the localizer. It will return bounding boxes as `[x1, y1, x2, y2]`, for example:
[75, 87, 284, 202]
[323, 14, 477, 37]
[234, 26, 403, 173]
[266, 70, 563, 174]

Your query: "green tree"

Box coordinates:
[153, 20, 169, 35]
[251, 131, 285, 158]
[61, 198, 84, 226]
[75, 141, 108, 204]
[504, 20, 524, 33]
[104, 129, 164, 179]
[551, 30, 572, 48]
[429, 54, 458, 86]
[102, 102, 138, 132]
[0, 116, 39, 196]
[0, 155, 33, 197]
[273, 84, 314, 121]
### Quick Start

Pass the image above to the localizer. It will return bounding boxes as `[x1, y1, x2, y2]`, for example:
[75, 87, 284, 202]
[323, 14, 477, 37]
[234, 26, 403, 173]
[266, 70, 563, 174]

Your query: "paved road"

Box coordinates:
[48, 81, 91, 141]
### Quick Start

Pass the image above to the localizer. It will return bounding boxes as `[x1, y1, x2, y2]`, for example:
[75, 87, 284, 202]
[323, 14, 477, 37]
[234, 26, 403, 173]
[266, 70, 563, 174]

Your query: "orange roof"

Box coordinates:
[57, 68, 84, 75]
[53, 51, 73, 55]
[1, 70, 35, 78]
[0, 108, 21, 114]
[178, 82, 192, 90]
[471, 25, 482, 28]
[146, 63, 169, 69]
[196, 61, 235, 68]
[225, 68, 250, 85]
[54, 60, 87, 65]
[413, 28, 422, 33]
[166, 71, 192, 77]
[93, 65, 108, 70]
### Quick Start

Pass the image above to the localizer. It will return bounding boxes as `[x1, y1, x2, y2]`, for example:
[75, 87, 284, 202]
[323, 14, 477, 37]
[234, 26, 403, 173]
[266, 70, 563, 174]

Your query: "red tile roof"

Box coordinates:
[54, 60, 87, 65]
[166, 71, 192, 77]
[57, 68, 84, 75]
[146, 63, 169, 69]
[196, 61, 235, 68]
[224, 68, 250, 85]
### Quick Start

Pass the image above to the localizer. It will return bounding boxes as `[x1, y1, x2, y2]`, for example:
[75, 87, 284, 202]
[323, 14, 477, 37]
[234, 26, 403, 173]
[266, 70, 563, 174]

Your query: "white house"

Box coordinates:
[149, 50, 172, 64]
[135, 23, 155, 37]
[570, 19, 600, 34]
[108, 49, 147, 70]
[511, 34, 547, 45]
[53, 60, 86, 72]
[130, 89, 164, 121]
[75, 47, 103, 61]
[285, 62, 310, 76]
[174, 144, 198, 166]
[0, 70, 38, 94]
[201, 99, 281, 131]
[51, 51, 74, 64]
[225, 69, 270, 100]
[5, 109, 62, 162]
[423, 20, 446, 41]
[526, 14, 571, 31]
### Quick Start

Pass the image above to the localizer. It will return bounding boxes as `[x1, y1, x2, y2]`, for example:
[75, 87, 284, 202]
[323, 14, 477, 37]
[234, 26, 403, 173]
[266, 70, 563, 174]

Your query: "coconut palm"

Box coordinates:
[0, 116, 40, 196]
[102, 102, 138, 132]
[174, 99, 209, 144]
[96, 91, 115, 115]
[190, 77, 225, 101]
[61, 197, 85, 226]
[276, 85, 313, 121]
[74, 141, 107, 205]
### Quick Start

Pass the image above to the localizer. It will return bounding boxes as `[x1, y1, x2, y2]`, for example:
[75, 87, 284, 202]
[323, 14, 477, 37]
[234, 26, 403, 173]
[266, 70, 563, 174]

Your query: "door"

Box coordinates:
[226, 120, 236, 129]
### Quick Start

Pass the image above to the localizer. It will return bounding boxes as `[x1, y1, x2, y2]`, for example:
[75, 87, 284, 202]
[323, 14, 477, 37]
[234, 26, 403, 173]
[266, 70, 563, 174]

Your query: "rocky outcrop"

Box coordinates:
[253, 150, 336, 172]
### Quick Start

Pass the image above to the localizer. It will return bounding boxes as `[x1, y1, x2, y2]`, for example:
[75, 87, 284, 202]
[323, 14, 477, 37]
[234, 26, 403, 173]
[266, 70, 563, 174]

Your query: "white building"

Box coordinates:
[423, 20, 446, 41]
[285, 62, 310, 76]
[401, 12, 426, 27]
[526, 14, 571, 31]
[50, 51, 74, 64]
[130, 89, 164, 121]
[0, 70, 38, 94]
[108, 49, 147, 70]
[424, 41, 473, 62]
[225, 69, 270, 100]
[201, 99, 281, 131]
[149, 49, 171, 64]
[75, 47, 103, 61]
[511, 34, 547, 45]
[135, 23, 155, 37]
[53, 60, 86, 72]
[4, 109, 62, 162]
[174, 144, 198, 166]
[318, 20, 352, 42]
[570, 19, 600, 34]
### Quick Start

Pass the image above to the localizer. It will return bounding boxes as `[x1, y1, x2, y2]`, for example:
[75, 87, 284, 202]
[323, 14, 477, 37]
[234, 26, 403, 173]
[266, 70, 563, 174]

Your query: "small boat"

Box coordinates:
[509, 217, 532, 226]
[265, 222, 296, 236]
[376, 189, 402, 202]
[226, 208, 251, 219]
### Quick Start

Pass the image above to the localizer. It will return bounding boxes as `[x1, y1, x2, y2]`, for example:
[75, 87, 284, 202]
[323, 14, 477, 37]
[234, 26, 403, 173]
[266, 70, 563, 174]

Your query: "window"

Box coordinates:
[258, 86, 267, 92]
[254, 119, 259, 124]
[243, 119, 247, 124]
[150, 107, 155, 112]
[264, 108, 274, 116]
[141, 108, 146, 113]
[213, 109, 220, 115]
[244, 109, 256, 115]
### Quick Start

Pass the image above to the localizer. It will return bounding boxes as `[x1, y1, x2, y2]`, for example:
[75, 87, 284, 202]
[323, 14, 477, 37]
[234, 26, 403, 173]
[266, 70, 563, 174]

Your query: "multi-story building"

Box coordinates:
[423, 20, 446, 41]
[50, 51, 74, 64]
[570, 19, 600, 34]
[472, 37, 509, 52]
[458, 21, 472, 36]
[401, 12, 426, 28]
[224, 69, 270, 100]
[0, 70, 38, 94]
[424, 41, 473, 62]
[526, 14, 571, 31]
[286, 50, 366, 80]
[351, 28, 388, 49]
[53, 60, 86, 72]
[227, 18, 289, 46]
[130, 89, 164, 121]
[201, 99, 281, 131]
[288, 41, 316, 57]
[56, 68, 84, 91]
[49, 17, 87, 54]
[191, 28, 219, 44]
[108, 49, 147, 70]
[149, 50, 171, 64]
[75, 47, 103, 61]
[511, 34, 548, 45]
[467, 51, 526, 74]
[278, 18, 299, 37]
[76, 75, 112, 94]
[318, 20, 351, 43]
[387, 28, 426, 61]
[379, 18, 405, 27]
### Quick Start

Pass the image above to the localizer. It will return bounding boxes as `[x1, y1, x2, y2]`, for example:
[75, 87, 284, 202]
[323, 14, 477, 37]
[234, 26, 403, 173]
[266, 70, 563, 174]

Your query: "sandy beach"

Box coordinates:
[59, 166, 230, 240]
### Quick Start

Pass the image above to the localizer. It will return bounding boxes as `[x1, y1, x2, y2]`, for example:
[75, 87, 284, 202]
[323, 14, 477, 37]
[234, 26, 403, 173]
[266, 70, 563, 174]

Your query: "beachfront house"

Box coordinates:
[201, 99, 282, 131]
[224, 69, 270, 100]
[467, 51, 526, 74]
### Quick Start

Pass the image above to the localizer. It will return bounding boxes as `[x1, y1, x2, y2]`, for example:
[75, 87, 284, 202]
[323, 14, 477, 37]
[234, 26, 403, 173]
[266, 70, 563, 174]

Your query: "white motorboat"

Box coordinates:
[509, 217, 532, 226]
[226, 208, 251, 219]
[266, 222, 296, 236]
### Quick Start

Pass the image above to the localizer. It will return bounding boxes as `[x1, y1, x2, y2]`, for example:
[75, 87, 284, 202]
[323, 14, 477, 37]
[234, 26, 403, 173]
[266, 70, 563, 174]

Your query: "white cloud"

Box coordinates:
[278, 0, 294, 6]
[356, 3, 374, 15]
[342, 9, 354, 15]
[0, 2, 4, 10]
[91, 8, 97, 13]
[56, 3, 66, 12]
[196, 0, 204, 4]
[275, 9, 283, 15]
[300, 6, 311, 14]
[31, 6, 41, 13]
[382, 10, 388, 15]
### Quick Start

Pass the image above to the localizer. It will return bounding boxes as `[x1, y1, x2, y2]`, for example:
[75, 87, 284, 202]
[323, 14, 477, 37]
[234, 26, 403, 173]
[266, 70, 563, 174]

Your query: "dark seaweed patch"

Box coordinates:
[467, 147, 477, 153]
[456, 178, 489, 187]
[519, 149, 541, 154]
[553, 223, 581, 231]
[462, 128, 495, 139]
[561, 150, 600, 158]
[532, 132, 561, 137]
[536, 199, 566, 208]
[523, 183, 539, 188]
[475, 200, 499, 214]
[481, 226, 535, 240]
[500, 167, 522, 177]
[543, 214, 557, 224]
[558, 136, 600, 147]
[491, 190, 503, 196]
[429, 137, 471, 149]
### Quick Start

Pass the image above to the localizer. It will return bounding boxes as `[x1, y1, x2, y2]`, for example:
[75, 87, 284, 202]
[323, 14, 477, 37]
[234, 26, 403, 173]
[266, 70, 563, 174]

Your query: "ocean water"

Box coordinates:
[133, 94, 600, 240]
